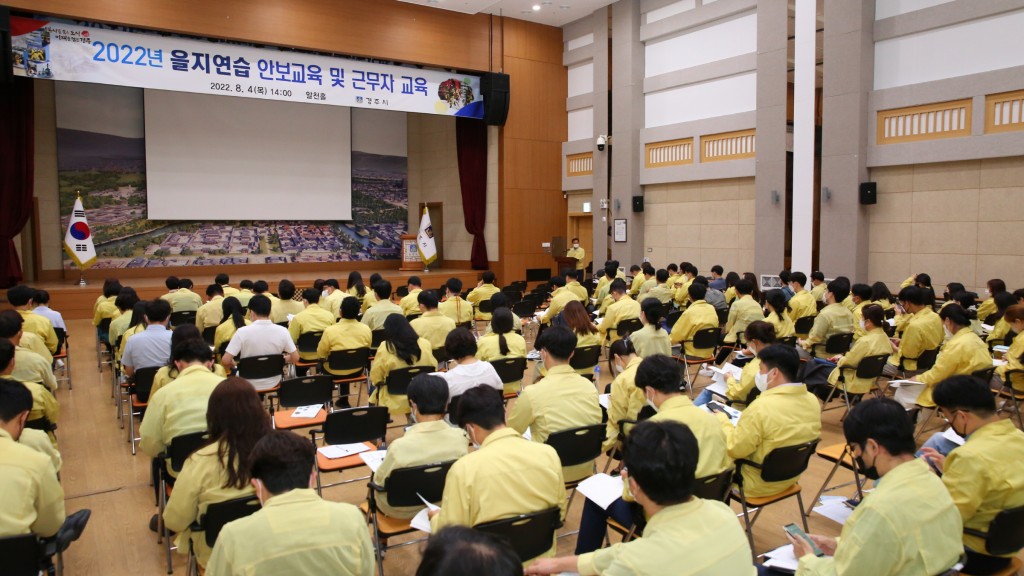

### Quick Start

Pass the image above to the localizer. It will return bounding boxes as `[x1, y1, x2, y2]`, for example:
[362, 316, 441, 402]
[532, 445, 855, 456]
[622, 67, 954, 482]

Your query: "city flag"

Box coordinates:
[63, 195, 96, 269]
[417, 206, 437, 265]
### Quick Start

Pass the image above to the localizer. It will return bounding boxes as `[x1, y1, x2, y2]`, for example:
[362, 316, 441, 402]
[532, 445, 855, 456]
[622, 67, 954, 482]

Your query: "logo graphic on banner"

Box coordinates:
[417, 207, 438, 266]
[63, 195, 97, 268]
[9, 16, 484, 119]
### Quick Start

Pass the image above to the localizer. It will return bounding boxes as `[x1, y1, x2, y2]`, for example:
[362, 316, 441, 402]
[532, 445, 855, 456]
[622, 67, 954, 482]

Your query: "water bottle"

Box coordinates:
[594, 364, 601, 383]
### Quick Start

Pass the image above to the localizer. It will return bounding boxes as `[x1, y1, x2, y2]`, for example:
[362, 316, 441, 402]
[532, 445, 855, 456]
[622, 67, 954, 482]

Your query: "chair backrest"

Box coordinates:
[98, 317, 112, 331]
[716, 308, 730, 326]
[383, 460, 456, 507]
[691, 326, 721, 350]
[693, 467, 734, 503]
[511, 300, 537, 318]
[433, 347, 450, 365]
[325, 348, 370, 374]
[237, 355, 286, 381]
[984, 313, 1001, 326]
[456, 321, 474, 331]
[277, 375, 335, 408]
[854, 354, 890, 380]
[201, 496, 261, 548]
[976, 504, 1024, 556]
[53, 327, 67, 356]
[759, 439, 820, 482]
[170, 310, 197, 327]
[823, 332, 854, 355]
[971, 366, 997, 383]
[447, 394, 462, 421]
[665, 310, 683, 330]
[296, 331, 324, 354]
[569, 345, 602, 371]
[323, 406, 390, 446]
[132, 366, 161, 403]
[169, 430, 209, 473]
[370, 329, 386, 349]
[777, 336, 799, 347]
[614, 318, 643, 338]
[794, 315, 816, 335]
[396, 286, 409, 298]
[544, 423, 605, 467]
[202, 326, 216, 345]
[916, 348, 939, 371]
[0, 533, 42, 576]
[489, 357, 528, 384]
[383, 366, 433, 396]
[474, 507, 562, 563]
[479, 300, 495, 314]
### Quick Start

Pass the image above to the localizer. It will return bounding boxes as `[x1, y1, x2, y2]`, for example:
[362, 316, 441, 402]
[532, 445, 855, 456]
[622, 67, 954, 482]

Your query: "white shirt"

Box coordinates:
[32, 306, 65, 331]
[224, 320, 296, 391]
[439, 360, 503, 398]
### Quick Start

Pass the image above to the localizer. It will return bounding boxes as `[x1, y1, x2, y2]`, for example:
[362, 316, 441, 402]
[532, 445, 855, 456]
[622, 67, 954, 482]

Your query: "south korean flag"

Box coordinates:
[63, 195, 97, 269]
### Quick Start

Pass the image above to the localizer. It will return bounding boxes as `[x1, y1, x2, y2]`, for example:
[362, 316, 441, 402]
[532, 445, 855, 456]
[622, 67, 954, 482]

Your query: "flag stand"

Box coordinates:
[77, 269, 87, 286]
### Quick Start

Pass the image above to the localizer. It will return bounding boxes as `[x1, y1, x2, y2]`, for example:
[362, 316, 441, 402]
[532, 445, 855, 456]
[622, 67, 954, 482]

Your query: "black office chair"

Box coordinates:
[370, 329, 387, 350]
[569, 345, 602, 381]
[793, 315, 816, 337]
[474, 507, 562, 564]
[365, 460, 456, 575]
[511, 300, 537, 319]
[613, 318, 643, 340]
[158, 430, 209, 572]
[825, 353, 890, 413]
[812, 332, 854, 359]
[185, 496, 261, 576]
[676, 326, 721, 394]
[323, 347, 372, 406]
[963, 505, 1024, 557]
[608, 467, 734, 543]
[310, 406, 390, 495]
[268, 375, 336, 430]
[170, 310, 197, 327]
[126, 366, 161, 456]
[236, 355, 286, 394]
[489, 357, 528, 398]
[294, 331, 324, 374]
[0, 534, 45, 576]
[52, 327, 71, 390]
[665, 310, 682, 330]
[544, 423, 605, 509]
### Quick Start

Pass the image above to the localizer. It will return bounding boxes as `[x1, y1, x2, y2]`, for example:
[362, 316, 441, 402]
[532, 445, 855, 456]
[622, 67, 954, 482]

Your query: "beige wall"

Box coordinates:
[868, 157, 1024, 294]
[642, 177, 756, 275]
[407, 114, 499, 264]
[26, 81, 63, 275]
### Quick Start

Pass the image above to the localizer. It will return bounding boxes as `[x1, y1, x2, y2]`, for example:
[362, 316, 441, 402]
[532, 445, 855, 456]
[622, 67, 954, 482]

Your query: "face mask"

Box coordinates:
[949, 411, 967, 438]
[573, 243, 580, 248]
[859, 320, 866, 330]
[821, 292, 829, 304]
[755, 372, 769, 392]
[854, 444, 880, 480]
[985, 289, 991, 295]
[321, 290, 329, 299]
[466, 426, 481, 450]
[944, 325, 953, 339]
[644, 390, 658, 412]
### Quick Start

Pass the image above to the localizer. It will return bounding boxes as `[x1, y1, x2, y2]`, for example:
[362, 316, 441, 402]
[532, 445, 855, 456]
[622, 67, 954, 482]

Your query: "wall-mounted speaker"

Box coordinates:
[632, 195, 644, 213]
[859, 182, 877, 205]
[481, 72, 509, 127]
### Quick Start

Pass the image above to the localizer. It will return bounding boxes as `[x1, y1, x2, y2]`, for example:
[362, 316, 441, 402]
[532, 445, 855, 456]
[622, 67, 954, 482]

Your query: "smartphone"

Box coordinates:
[706, 401, 726, 414]
[784, 523, 825, 557]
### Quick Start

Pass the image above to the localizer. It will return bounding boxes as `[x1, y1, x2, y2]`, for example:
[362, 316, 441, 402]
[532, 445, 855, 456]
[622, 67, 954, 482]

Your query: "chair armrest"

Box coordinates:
[368, 480, 386, 492]
[963, 526, 988, 540]
[308, 430, 323, 446]
[617, 419, 638, 438]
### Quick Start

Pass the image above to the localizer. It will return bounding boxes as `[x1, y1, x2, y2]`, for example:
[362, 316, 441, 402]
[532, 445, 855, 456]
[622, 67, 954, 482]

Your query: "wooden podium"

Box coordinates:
[554, 256, 579, 275]
[400, 235, 424, 271]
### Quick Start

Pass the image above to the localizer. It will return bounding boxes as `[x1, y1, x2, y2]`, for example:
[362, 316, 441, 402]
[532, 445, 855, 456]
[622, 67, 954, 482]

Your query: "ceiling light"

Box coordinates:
[532, 4, 541, 10]
[559, 5, 571, 9]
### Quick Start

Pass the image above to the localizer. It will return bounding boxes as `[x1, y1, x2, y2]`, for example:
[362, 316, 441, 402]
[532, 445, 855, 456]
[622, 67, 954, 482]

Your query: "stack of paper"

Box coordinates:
[576, 473, 624, 510]
[290, 405, 322, 419]
[813, 495, 854, 525]
[598, 394, 611, 410]
[888, 379, 924, 388]
[941, 428, 965, 446]
[359, 450, 387, 473]
[317, 442, 371, 460]
[762, 544, 799, 572]
[409, 493, 441, 534]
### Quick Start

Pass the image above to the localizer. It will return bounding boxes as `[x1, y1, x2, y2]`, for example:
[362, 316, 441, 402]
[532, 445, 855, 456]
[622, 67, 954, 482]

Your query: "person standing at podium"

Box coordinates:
[566, 237, 586, 282]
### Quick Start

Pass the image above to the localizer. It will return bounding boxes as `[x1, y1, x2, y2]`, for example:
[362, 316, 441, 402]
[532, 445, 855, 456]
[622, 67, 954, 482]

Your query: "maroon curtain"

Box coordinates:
[0, 78, 34, 288]
[455, 117, 489, 269]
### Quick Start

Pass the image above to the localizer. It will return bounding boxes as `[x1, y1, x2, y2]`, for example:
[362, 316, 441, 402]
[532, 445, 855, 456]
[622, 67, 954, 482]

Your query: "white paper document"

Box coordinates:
[410, 507, 433, 533]
[577, 473, 625, 510]
[359, 450, 387, 473]
[762, 544, 799, 572]
[886, 318, 897, 327]
[993, 358, 1008, 367]
[813, 498, 855, 526]
[982, 324, 995, 333]
[523, 427, 532, 441]
[711, 363, 744, 381]
[703, 378, 729, 398]
[417, 492, 441, 511]
[700, 402, 742, 425]
[290, 404, 322, 419]
[888, 379, 924, 389]
[941, 427, 966, 446]
[317, 442, 371, 460]
[594, 317, 604, 326]
[598, 394, 610, 410]
[993, 345, 1010, 354]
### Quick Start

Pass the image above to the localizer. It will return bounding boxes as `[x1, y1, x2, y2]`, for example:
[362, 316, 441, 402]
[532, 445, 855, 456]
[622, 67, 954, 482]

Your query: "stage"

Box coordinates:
[12, 268, 486, 321]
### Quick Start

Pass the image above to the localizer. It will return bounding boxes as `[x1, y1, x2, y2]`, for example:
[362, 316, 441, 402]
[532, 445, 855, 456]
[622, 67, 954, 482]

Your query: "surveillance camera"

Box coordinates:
[596, 135, 606, 151]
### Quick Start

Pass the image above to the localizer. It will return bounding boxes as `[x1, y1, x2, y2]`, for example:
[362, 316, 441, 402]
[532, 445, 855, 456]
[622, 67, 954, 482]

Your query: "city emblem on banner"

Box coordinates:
[63, 193, 97, 269]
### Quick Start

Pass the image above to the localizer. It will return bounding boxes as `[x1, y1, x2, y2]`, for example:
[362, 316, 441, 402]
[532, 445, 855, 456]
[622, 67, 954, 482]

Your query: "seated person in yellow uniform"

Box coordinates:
[976, 278, 1006, 322]
[213, 297, 250, 361]
[694, 321, 775, 408]
[528, 421, 751, 576]
[994, 304, 1024, 394]
[371, 374, 468, 519]
[205, 431, 374, 576]
[628, 264, 646, 297]
[718, 344, 821, 498]
[671, 283, 720, 359]
[163, 377, 271, 569]
[563, 268, 588, 303]
[0, 311, 57, 393]
[798, 278, 854, 360]
[671, 263, 698, 309]
[317, 297, 372, 409]
[566, 237, 586, 282]
[894, 303, 991, 410]
[475, 308, 527, 395]
[534, 300, 601, 379]
[716, 278, 764, 364]
[196, 284, 226, 330]
[509, 326, 602, 483]
[234, 280, 255, 309]
[629, 298, 672, 358]
[152, 325, 228, 397]
[399, 277, 424, 317]
[8, 286, 58, 355]
[287, 288, 335, 373]
[724, 271, 740, 305]
[360, 273, 383, 314]
[0, 340, 59, 447]
[107, 288, 139, 349]
[317, 278, 346, 319]
[251, 280, 279, 311]
[598, 279, 640, 346]
[90, 281, 122, 344]
[883, 285, 944, 378]
[808, 270, 827, 302]
[268, 280, 303, 325]
[93, 278, 122, 317]
[484, 292, 523, 335]
[115, 301, 148, 369]
[429, 385, 566, 563]
[790, 398, 962, 576]
[847, 283, 873, 340]
[870, 281, 894, 311]
[369, 314, 436, 418]
[818, 304, 892, 402]
[361, 280, 403, 332]
[646, 269, 675, 305]
[160, 276, 185, 312]
[984, 292, 1017, 345]
[786, 271, 817, 335]
[0, 378, 65, 539]
[763, 289, 795, 340]
[601, 338, 644, 453]
[214, 273, 239, 297]
[539, 275, 577, 326]
[919, 376, 1024, 575]
[410, 290, 457, 352]
[438, 278, 474, 326]
[467, 271, 501, 321]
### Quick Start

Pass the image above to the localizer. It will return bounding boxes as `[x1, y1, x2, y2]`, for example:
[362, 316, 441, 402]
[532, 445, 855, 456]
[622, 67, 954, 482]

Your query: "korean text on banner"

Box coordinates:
[417, 207, 438, 266]
[63, 195, 96, 269]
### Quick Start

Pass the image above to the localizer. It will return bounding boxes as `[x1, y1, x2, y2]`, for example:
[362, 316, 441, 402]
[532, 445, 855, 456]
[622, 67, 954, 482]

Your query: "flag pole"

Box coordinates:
[74, 191, 87, 286]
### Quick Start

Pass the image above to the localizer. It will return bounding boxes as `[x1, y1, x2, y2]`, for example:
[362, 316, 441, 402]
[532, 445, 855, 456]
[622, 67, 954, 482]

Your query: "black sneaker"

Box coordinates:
[149, 514, 159, 533]
[334, 398, 351, 409]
